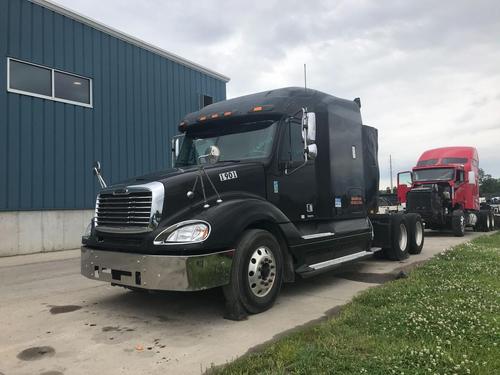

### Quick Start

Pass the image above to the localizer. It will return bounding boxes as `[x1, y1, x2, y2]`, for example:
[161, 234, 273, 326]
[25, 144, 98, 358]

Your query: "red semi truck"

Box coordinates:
[397, 147, 495, 236]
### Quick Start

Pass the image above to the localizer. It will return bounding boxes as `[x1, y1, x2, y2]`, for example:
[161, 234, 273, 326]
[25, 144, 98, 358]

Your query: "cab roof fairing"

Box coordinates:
[416, 146, 479, 173]
[178, 87, 361, 132]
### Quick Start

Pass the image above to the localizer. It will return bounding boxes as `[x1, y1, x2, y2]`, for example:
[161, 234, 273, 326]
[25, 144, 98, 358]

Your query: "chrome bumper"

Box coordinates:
[81, 246, 233, 291]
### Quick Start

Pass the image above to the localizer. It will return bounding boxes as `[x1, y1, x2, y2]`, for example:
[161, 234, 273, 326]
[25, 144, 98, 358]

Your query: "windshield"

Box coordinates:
[414, 168, 455, 182]
[175, 120, 278, 167]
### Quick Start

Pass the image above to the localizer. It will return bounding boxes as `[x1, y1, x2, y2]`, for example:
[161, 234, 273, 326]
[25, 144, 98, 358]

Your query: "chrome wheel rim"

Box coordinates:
[415, 221, 423, 246]
[399, 224, 408, 251]
[461, 215, 465, 232]
[492, 215, 495, 228]
[487, 215, 491, 229]
[247, 246, 276, 297]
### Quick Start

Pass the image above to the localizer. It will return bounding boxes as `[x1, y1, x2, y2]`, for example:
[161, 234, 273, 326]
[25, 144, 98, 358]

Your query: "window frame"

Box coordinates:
[7, 57, 93, 108]
[199, 93, 213, 109]
[278, 118, 306, 166]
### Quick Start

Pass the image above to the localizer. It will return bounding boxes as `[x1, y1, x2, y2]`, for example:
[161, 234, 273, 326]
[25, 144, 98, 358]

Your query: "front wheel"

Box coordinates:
[223, 229, 283, 316]
[452, 210, 465, 237]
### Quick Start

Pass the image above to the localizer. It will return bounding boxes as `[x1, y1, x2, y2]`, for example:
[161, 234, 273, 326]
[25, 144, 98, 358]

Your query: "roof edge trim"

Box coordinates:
[29, 0, 230, 82]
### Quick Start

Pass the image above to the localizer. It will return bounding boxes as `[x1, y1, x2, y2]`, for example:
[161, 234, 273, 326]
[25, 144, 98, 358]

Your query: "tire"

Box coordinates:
[224, 229, 283, 314]
[452, 210, 465, 237]
[479, 211, 490, 232]
[384, 215, 410, 261]
[407, 214, 424, 254]
[489, 212, 495, 231]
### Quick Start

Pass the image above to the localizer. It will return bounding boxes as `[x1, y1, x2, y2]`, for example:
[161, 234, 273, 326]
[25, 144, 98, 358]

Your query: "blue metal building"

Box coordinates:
[0, 0, 228, 256]
[0, 0, 229, 213]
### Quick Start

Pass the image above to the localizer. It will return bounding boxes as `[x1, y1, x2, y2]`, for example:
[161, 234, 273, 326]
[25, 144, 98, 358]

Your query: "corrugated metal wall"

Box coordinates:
[0, 0, 227, 211]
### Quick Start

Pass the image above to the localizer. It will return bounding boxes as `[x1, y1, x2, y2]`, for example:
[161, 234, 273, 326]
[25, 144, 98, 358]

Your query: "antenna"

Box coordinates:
[304, 63, 307, 91]
[389, 154, 393, 191]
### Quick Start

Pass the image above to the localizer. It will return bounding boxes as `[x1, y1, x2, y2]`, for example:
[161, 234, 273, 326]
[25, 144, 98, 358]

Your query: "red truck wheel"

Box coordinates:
[452, 210, 466, 237]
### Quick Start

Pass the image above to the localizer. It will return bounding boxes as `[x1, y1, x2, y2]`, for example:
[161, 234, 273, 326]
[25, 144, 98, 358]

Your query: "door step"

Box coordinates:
[309, 250, 373, 271]
[297, 247, 382, 277]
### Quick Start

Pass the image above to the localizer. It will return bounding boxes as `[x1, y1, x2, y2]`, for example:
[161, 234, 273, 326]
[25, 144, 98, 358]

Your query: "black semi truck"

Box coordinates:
[81, 87, 424, 319]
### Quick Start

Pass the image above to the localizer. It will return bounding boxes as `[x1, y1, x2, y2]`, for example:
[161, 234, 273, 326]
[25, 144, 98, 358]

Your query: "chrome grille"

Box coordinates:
[96, 191, 153, 227]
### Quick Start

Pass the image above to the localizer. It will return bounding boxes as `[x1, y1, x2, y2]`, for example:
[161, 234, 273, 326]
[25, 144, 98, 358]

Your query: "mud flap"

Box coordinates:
[222, 285, 248, 321]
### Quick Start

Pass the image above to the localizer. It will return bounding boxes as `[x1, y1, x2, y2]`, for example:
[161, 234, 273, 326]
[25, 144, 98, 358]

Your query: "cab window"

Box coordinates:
[280, 122, 304, 163]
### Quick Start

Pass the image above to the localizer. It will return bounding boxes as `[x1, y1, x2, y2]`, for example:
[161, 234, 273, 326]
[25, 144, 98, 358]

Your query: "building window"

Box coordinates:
[9, 59, 52, 96]
[54, 71, 91, 105]
[7, 58, 92, 108]
[200, 94, 213, 108]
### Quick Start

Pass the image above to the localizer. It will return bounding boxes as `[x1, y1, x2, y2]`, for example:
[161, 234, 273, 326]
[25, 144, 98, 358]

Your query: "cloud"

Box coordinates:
[56, 0, 500, 181]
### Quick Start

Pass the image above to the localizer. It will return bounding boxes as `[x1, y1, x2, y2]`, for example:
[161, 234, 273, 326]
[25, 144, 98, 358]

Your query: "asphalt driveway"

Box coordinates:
[0, 230, 489, 375]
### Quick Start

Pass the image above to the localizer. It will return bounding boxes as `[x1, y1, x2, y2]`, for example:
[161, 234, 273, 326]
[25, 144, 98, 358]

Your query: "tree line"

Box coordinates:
[479, 168, 500, 196]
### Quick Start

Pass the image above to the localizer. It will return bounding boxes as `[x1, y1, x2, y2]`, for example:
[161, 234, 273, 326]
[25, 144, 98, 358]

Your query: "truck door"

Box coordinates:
[397, 171, 412, 205]
[268, 120, 316, 222]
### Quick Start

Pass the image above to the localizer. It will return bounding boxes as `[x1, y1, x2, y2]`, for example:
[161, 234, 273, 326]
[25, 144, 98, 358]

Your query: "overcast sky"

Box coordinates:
[57, 0, 500, 186]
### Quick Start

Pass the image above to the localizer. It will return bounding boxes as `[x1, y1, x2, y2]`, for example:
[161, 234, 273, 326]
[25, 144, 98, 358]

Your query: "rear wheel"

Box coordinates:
[407, 214, 424, 254]
[384, 215, 410, 261]
[476, 211, 488, 232]
[452, 210, 465, 237]
[223, 229, 283, 315]
[489, 212, 495, 231]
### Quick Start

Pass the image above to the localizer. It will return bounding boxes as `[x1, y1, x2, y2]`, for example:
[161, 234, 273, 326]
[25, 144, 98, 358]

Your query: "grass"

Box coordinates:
[209, 233, 500, 375]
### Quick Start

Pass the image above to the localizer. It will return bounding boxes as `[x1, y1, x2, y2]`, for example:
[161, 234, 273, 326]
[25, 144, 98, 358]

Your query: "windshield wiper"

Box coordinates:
[219, 159, 241, 163]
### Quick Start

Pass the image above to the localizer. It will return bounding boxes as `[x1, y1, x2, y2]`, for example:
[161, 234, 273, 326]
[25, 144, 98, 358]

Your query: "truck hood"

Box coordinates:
[100, 162, 267, 226]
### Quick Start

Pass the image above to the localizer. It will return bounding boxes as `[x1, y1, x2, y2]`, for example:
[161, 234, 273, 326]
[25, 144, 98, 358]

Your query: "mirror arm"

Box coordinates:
[92, 163, 107, 189]
[285, 157, 308, 176]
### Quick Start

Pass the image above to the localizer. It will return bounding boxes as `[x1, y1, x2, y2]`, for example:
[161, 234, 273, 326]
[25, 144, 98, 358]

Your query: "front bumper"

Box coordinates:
[81, 246, 233, 291]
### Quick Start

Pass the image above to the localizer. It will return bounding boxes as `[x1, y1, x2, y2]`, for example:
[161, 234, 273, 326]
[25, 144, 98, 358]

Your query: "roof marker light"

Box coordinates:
[199, 116, 207, 121]
[224, 111, 232, 117]
[210, 113, 219, 119]
[252, 106, 263, 112]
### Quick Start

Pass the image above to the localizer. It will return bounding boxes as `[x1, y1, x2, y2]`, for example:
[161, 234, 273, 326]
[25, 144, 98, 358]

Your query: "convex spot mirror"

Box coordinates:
[306, 144, 317, 160]
[199, 145, 221, 165]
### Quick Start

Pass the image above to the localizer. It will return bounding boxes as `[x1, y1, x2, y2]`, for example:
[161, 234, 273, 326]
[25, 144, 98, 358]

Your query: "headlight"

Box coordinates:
[82, 221, 93, 240]
[154, 220, 210, 245]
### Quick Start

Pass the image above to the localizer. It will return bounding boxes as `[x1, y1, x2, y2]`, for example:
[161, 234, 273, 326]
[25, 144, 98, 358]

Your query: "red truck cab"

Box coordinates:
[398, 147, 493, 235]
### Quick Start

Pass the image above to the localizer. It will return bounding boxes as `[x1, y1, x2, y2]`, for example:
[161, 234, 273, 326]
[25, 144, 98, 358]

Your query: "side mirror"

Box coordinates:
[171, 134, 185, 167]
[468, 171, 476, 184]
[302, 111, 316, 144]
[302, 109, 317, 161]
[93, 161, 101, 176]
[92, 160, 107, 189]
